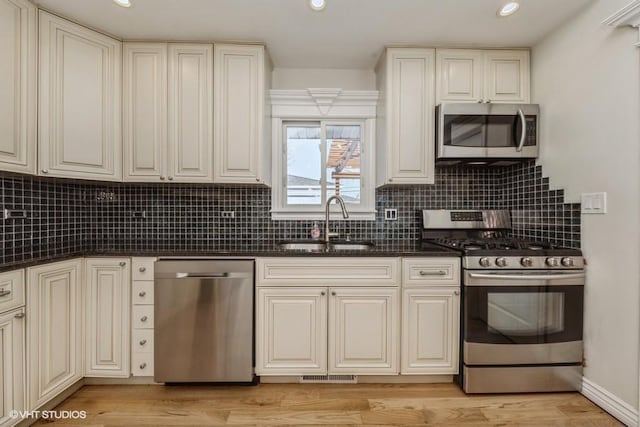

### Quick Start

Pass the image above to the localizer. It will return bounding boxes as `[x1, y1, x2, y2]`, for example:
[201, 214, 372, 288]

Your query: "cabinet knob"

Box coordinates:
[388, 178, 393, 182]
[119, 262, 126, 267]
[139, 291, 146, 297]
[139, 339, 147, 346]
[168, 176, 174, 181]
[331, 291, 336, 296]
[321, 291, 326, 296]
[140, 363, 147, 369]
[41, 169, 48, 174]
[255, 178, 260, 182]
[14, 313, 25, 319]
[454, 290, 460, 295]
[160, 176, 166, 180]
[141, 316, 148, 322]
[139, 267, 147, 272]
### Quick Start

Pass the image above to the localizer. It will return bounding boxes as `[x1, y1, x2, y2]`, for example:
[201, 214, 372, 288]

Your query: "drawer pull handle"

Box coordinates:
[139, 339, 147, 346]
[419, 270, 447, 276]
[141, 316, 148, 322]
[139, 267, 146, 272]
[140, 363, 147, 369]
[14, 313, 25, 319]
[139, 291, 146, 297]
[0, 289, 10, 297]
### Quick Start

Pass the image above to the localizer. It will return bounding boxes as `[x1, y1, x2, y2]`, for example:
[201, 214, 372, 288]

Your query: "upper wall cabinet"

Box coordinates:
[436, 49, 530, 104]
[123, 42, 213, 183]
[0, 0, 36, 175]
[376, 48, 436, 186]
[38, 11, 122, 181]
[214, 44, 271, 185]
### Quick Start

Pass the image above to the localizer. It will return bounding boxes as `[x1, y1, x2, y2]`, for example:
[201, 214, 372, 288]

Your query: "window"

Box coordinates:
[270, 89, 378, 220]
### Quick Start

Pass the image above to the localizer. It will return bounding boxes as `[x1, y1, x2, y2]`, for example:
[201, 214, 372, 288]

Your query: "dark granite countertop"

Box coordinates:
[0, 241, 459, 273]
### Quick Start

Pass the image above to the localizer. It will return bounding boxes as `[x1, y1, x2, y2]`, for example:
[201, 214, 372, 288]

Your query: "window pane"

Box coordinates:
[286, 125, 322, 205]
[325, 125, 361, 204]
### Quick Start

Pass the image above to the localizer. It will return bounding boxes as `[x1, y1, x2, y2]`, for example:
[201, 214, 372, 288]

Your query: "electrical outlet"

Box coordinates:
[221, 211, 235, 219]
[384, 208, 398, 221]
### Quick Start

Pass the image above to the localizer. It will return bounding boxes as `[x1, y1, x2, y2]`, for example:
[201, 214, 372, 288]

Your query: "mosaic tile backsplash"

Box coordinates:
[0, 160, 581, 266]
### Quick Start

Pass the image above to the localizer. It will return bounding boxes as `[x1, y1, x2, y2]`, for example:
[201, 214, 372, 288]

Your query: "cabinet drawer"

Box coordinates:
[256, 258, 400, 286]
[402, 258, 460, 286]
[132, 305, 154, 329]
[132, 329, 154, 353]
[0, 270, 25, 313]
[131, 352, 154, 376]
[132, 281, 154, 305]
[132, 258, 156, 281]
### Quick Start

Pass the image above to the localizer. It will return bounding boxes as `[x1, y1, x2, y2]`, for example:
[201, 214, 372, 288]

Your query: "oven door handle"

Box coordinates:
[468, 272, 585, 281]
[516, 108, 527, 152]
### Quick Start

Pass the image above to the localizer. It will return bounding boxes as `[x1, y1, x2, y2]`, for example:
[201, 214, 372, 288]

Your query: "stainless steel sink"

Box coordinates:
[277, 240, 374, 252]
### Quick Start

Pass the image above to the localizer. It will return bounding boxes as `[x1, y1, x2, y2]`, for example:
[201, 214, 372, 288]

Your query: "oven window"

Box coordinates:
[487, 292, 564, 336]
[465, 285, 583, 345]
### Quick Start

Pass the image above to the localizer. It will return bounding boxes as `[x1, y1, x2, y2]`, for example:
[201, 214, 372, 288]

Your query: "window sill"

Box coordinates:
[271, 210, 376, 221]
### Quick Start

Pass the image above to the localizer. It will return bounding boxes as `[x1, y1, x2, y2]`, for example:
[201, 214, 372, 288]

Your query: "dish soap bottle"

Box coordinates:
[310, 222, 321, 240]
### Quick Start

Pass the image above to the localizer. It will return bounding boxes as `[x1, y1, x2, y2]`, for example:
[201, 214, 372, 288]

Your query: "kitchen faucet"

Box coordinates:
[325, 195, 349, 242]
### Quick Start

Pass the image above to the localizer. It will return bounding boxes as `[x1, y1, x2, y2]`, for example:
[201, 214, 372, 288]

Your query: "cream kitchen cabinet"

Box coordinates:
[0, 269, 26, 427]
[376, 48, 436, 185]
[255, 258, 400, 376]
[38, 11, 122, 181]
[213, 44, 271, 184]
[130, 257, 156, 376]
[27, 259, 83, 410]
[84, 258, 131, 378]
[436, 49, 530, 104]
[123, 42, 213, 182]
[401, 257, 461, 375]
[0, 0, 36, 175]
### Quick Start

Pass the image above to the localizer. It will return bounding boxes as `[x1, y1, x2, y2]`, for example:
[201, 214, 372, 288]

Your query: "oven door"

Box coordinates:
[437, 103, 539, 159]
[463, 270, 584, 365]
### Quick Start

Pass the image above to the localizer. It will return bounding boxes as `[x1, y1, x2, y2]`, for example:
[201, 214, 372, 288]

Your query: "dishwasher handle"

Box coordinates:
[162, 272, 250, 280]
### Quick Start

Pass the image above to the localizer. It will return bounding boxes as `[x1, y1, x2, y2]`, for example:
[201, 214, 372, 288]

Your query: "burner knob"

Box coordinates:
[520, 257, 534, 267]
[545, 257, 559, 267]
[561, 257, 575, 267]
[479, 257, 492, 267]
[495, 257, 508, 267]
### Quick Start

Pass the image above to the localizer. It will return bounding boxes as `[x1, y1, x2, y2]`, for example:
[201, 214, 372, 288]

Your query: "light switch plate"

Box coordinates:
[581, 192, 607, 214]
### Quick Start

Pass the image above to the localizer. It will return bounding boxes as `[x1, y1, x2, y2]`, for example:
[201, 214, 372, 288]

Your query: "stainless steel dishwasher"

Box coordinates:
[154, 259, 254, 383]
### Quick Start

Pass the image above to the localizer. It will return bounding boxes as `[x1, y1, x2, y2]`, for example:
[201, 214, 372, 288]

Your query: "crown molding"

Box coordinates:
[602, 0, 640, 47]
[269, 89, 379, 118]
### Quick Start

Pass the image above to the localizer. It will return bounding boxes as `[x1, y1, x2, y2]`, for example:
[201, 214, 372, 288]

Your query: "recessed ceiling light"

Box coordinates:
[498, 2, 519, 17]
[113, 0, 131, 8]
[310, 0, 326, 11]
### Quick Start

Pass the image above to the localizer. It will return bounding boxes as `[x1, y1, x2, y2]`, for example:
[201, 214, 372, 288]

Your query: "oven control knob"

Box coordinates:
[545, 257, 559, 267]
[561, 257, 575, 267]
[520, 257, 534, 267]
[495, 257, 508, 267]
[479, 257, 492, 267]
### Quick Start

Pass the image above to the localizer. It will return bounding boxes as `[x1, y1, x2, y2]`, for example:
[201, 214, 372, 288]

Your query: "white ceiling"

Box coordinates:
[33, 0, 594, 69]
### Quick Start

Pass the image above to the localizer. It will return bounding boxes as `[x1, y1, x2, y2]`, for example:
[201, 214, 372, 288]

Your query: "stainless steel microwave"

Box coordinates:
[436, 103, 539, 164]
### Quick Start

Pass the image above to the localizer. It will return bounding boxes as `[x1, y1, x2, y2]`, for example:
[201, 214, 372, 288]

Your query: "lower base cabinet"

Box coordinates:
[0, 308, 26, 427]
[27, 259, 83, 410]
[401, 288, 460, 374]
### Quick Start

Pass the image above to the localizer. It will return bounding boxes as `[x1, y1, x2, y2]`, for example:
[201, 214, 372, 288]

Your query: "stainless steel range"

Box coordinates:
[421, 209, 585, 394]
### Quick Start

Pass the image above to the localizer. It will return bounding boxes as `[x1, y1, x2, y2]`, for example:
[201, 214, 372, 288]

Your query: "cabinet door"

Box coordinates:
[38, 11, 122, 181]
[214, 44, 264, 184]
[123, 43, 167, 182]
[484, 50, 530, 103]
[435, 49, 483, 103]
[256, 287, 327, 375]
[167, 43, 213, 182]
[27, 259, 83, 410]
[328, 287, 398, 374]
[0, 308, 25, 426]
[84, 258, 130, 378]
[401, 288, 460, 374]
[0, 0, 36, 175]
[387, 48, 435, 184]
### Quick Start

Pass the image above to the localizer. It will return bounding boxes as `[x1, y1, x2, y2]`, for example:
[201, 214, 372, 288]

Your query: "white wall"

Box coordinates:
[532, 0, 640, 409]
[272, 68, 376, 90]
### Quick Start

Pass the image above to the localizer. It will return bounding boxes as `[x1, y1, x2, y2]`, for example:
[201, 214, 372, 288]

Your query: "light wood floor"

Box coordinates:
[33, 383, 622, 426]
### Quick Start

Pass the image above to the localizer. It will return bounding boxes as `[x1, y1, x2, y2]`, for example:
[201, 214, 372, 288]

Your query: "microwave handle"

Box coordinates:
[516, 109, 527, 152]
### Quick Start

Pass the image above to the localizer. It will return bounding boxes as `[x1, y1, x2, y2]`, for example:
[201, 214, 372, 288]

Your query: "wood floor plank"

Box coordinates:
[32, 383, 622, 427]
